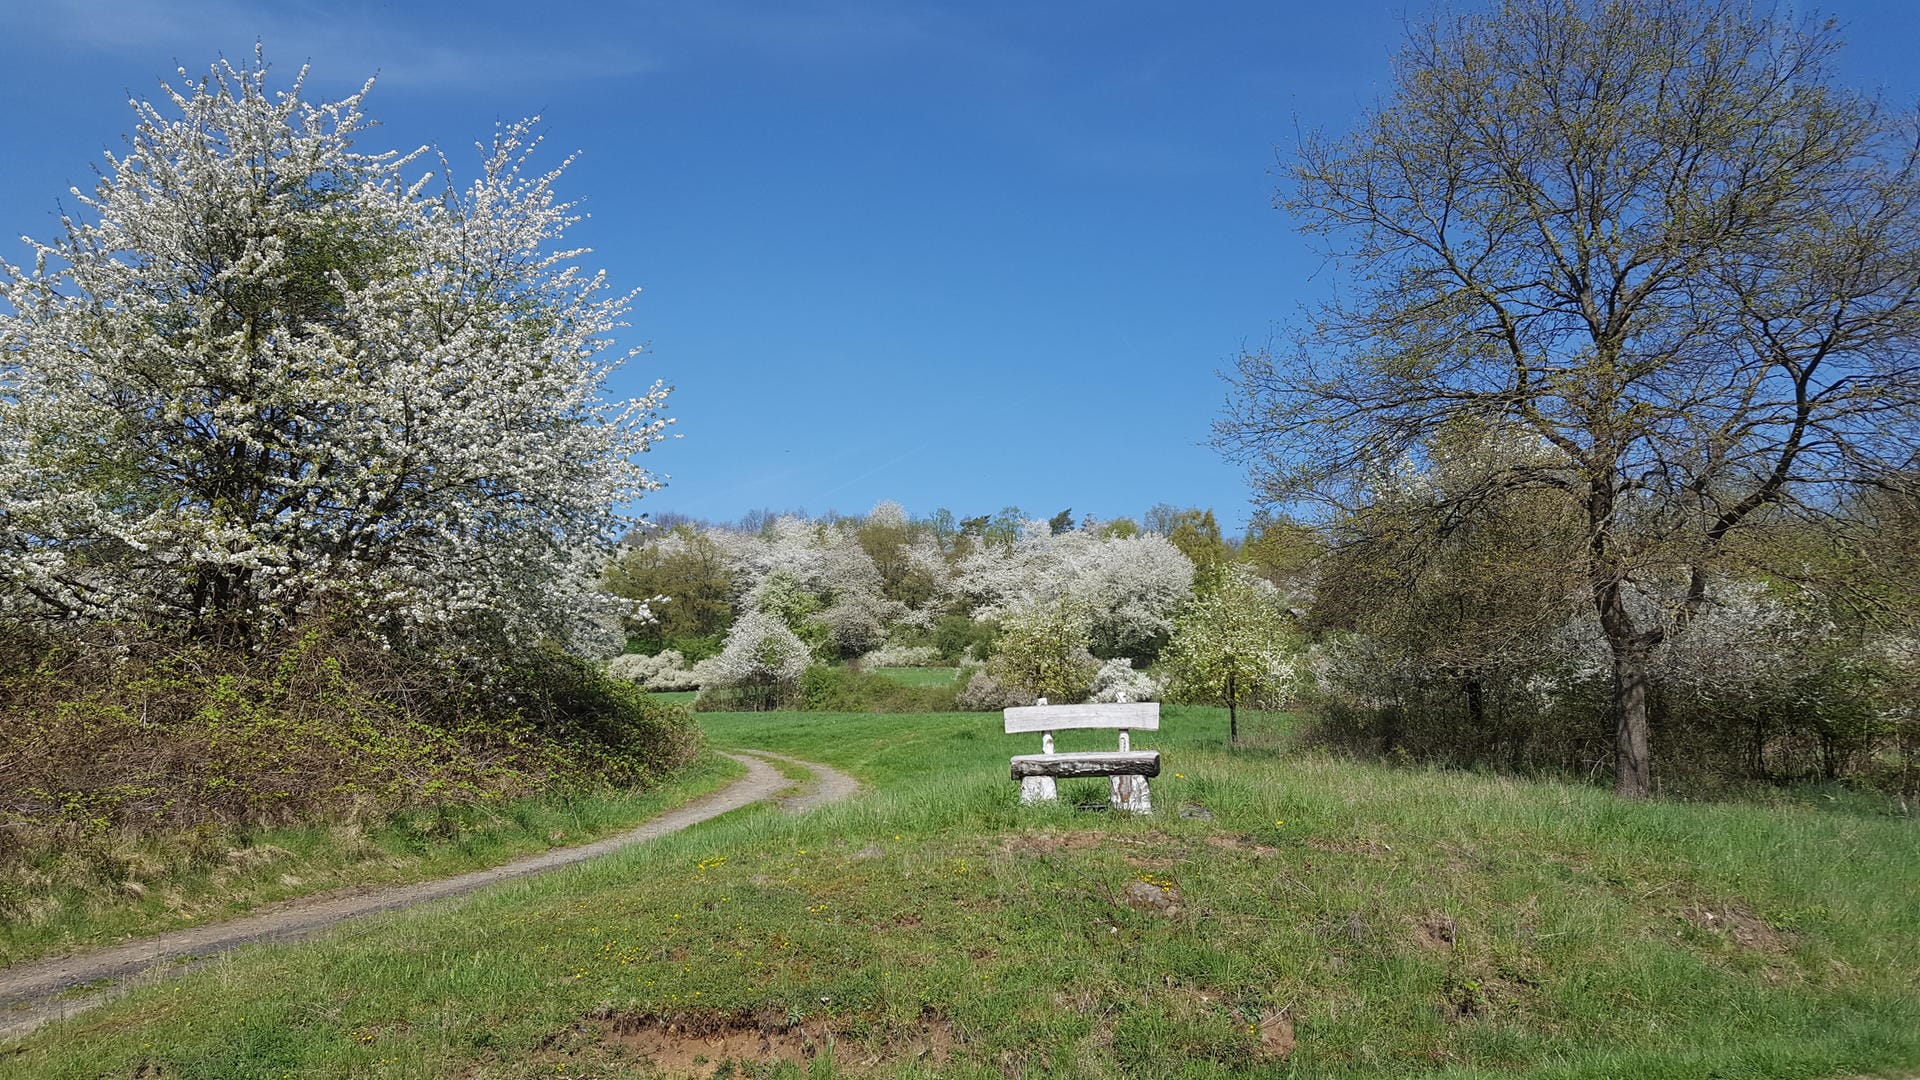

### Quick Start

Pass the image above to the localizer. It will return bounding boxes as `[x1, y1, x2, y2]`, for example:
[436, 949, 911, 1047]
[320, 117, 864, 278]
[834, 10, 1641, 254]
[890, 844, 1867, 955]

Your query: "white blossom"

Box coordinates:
[0, 52, 669, 655]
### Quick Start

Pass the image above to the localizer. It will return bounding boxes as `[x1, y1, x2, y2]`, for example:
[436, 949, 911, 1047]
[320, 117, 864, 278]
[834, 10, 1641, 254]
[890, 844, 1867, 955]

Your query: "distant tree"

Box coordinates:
[701, 610, 810, 710]
[856, 499, 939, 608]
[1143, 504, 1182, 537]
[604, 527, 735, 654]
[986, 506, 1027, 546]
[1048, 508, 1077, 535]
[1167, 509, 1231, 569]
[1239, 512, 1324, 594]
[1219, 0, 1920, 796]
[928, 507, 959, 544]
[987, 600, 1100, 705]
[1164, 565, 1302, 744]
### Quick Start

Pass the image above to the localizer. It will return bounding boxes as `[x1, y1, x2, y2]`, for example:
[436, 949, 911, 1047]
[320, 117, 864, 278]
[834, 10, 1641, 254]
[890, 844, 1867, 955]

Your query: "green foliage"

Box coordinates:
[1146, 505, 1231, 568]
[604, 526, 736, 653]
[0, 621, 703, 846]
[933, 613, 999, 662]
[797, 665, 959, 713]
[1239, 512, 1323, 589]
[986, 601, 1099, 704]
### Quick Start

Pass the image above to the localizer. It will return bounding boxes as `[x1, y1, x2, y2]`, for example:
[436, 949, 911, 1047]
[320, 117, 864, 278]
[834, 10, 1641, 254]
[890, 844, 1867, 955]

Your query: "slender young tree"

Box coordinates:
[1218, 0, 1920, 795]
[1164, 565, 1301, 744]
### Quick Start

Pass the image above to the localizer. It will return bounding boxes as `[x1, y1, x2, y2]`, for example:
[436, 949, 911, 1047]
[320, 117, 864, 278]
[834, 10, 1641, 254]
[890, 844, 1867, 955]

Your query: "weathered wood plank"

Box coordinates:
[1003, 702, 1160, 734]
[1010, 751, 1162, 779]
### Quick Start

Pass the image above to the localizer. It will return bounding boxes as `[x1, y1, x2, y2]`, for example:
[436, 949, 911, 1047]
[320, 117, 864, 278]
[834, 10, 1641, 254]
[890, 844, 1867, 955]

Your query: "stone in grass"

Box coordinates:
[1120, 879, 1182, 916]
[1177, 803, 1215, 821]
[853, 844, 885, 860]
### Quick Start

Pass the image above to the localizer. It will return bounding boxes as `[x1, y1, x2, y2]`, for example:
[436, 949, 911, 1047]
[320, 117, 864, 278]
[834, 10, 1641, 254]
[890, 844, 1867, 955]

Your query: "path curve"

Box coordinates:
[0, 750, 860, 1041]
[735, 748, 863, 812]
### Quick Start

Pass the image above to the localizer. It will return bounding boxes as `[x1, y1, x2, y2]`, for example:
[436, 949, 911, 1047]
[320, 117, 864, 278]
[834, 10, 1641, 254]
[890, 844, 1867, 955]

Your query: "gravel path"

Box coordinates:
[0, 750, 860, 1041]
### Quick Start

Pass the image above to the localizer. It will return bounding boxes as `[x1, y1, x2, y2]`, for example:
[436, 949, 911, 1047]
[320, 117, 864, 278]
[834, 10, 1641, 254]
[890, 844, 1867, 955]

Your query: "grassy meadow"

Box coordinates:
[870, 667, 962, 688]
[3, 708, 1917, 1078]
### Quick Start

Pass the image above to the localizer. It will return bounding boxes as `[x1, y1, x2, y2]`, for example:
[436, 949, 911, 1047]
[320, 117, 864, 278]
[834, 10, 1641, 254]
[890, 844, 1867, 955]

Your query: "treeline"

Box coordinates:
[611, 490, 1918, 801]
[603, 501, 1300, 720]
[1301, 460, 1920, 801]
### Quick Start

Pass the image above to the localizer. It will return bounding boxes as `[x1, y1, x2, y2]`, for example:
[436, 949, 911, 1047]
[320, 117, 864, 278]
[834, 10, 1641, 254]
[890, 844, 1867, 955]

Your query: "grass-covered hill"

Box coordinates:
[4, 707, 1917, 1078]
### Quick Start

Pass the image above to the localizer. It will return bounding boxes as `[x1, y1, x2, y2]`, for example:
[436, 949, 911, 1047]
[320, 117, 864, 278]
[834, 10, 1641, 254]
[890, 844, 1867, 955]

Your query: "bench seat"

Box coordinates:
[1010, 751, 1162, 780]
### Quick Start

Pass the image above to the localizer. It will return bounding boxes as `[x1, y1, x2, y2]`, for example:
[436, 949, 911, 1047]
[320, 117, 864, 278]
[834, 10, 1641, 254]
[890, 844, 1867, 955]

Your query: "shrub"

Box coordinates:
[933, 614, 998, 662]
[1089, 658, 1162, 703]
[692, 610, 809, 711]
[956, 669, 1032, 711]
[798, 666, 958, 713]
[0, 620, 703, 851]
[860, 643, 941, 668]
[986, 600, 1099, 705]
[607, 650, 688, 688]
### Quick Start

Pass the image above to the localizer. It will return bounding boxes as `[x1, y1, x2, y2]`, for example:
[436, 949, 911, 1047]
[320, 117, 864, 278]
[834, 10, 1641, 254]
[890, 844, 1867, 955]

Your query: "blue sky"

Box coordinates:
[3, 1, 1916, 535]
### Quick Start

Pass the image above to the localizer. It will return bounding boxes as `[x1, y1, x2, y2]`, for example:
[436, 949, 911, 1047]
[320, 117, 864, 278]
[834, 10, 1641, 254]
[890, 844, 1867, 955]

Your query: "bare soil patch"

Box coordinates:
[588, 1008, 956, 1077]
[1255, 1006, 1296, 1061]
[1680, 903, 1787, 952]
[596, 1009, 821, 1076]
[1414, 912, 1458, 950]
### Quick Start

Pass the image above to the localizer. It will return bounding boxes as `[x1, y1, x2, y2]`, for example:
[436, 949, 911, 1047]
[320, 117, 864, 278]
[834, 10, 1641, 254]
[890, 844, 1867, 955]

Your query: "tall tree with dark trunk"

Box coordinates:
[1218, 0, 1920, 796]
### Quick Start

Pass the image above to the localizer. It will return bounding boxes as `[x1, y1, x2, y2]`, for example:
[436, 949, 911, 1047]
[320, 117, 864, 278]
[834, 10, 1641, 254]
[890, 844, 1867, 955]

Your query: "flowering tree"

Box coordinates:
[1164, 566, 1302, 743]
[0, 53, 668, 655]
[952, 525, 1194, 661]
[699, 609, 810, 710]
[983, 599, 1100, 705]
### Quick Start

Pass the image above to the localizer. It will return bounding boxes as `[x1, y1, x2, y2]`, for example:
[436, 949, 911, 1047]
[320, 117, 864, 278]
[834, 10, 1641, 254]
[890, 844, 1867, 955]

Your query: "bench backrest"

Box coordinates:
[1003, 702, 1160, 734]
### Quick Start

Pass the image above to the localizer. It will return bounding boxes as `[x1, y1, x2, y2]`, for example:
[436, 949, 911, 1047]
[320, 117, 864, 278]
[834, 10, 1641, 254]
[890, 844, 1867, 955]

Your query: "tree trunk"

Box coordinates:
[1227, 669, 1239, 745]
[1594, 564, 1659, 799]
[1611, 643, 1654, 798]
[1589, 475, 1660, 799]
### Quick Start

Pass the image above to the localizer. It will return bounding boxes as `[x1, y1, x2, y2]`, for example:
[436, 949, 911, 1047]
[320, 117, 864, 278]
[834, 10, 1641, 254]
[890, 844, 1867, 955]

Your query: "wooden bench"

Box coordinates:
[1004, 698, 1160, 813]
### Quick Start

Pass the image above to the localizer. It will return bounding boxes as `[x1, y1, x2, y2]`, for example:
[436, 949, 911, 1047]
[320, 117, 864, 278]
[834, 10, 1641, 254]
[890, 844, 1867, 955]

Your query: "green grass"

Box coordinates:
[5, 708, 1918, 1079]
[871, 666, 962, 688]
[0, 753, 745, 969]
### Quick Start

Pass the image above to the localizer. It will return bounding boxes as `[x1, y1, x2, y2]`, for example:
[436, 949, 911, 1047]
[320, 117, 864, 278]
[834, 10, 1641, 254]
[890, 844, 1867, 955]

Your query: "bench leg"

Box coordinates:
[1110, 774, 1152, 814]
[1019, 776, 1058, 804]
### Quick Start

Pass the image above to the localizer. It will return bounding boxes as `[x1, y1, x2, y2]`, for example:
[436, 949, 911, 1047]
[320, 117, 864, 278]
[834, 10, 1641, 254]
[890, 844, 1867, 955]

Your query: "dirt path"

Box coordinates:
[737, 748, 864, 812]
[0, 751, 859, 1041]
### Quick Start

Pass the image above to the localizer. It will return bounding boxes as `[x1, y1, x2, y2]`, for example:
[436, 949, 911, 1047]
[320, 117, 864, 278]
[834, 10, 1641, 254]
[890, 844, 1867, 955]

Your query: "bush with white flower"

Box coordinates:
[696, 610, 811, 710]
[860, 643, 943, 668]
[1089, 658, 1162, 703]
[0, 52, 668, 657]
